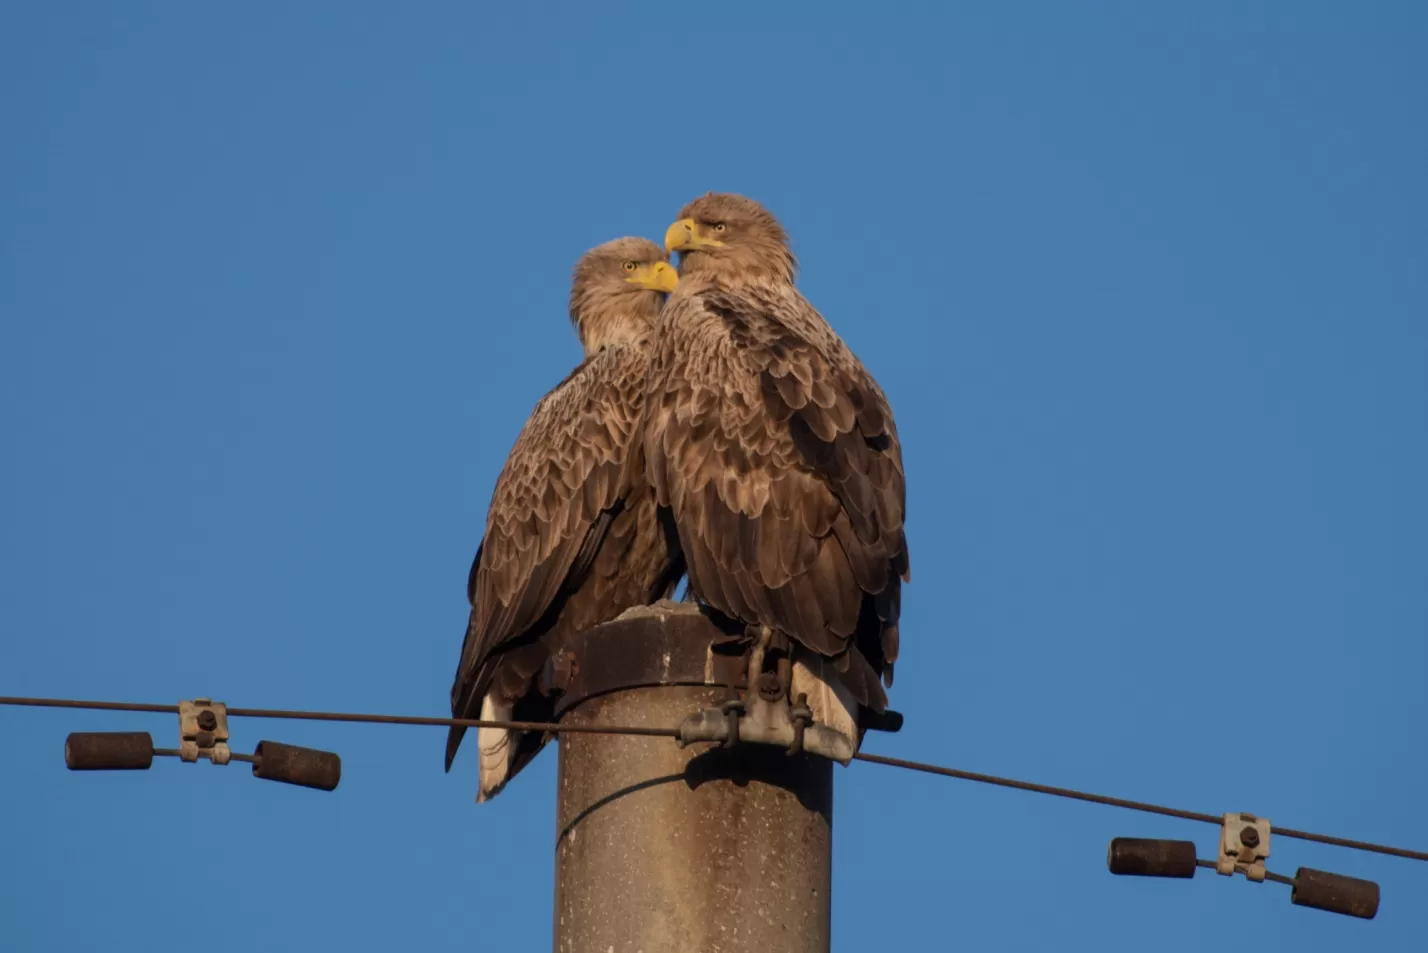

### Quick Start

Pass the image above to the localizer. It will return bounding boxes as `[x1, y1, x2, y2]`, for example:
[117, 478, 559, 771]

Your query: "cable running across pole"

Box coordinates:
[3, 694, 1424, 863]
[0, 695, 678, 738]
[850, 752, 1428, 862]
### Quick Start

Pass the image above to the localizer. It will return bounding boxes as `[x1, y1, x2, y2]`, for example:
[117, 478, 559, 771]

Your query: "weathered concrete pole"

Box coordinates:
[550, 602, 833, 953]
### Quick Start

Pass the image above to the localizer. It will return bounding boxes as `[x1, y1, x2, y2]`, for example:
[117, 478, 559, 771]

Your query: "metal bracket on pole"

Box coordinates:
[550, 601, 898, 767]
[675, 675, 855, 764]
[1218, 812, 1271, 883]
[178, 698, 232, 765]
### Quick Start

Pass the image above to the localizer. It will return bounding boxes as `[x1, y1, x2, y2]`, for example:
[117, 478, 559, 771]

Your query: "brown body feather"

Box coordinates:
[646, 195, 909, 714]
[446, 238, 683, 800]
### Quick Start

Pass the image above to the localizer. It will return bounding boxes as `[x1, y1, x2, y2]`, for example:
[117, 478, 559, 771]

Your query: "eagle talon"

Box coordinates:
[755, 671, 785, 703]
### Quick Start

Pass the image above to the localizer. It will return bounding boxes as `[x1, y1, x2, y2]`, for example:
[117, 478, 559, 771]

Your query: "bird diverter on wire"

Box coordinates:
[63, 698, 341, 792]
[1107, 818, 1381, 920]
[11, 690, 1418, 923]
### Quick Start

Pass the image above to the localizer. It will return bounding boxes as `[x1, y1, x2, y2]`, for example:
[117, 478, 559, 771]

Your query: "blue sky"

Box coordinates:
[2, 3, 1425, 950]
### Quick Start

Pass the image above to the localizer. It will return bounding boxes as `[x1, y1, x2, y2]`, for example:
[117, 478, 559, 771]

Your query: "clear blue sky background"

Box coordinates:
[2, 4, 1424, 951]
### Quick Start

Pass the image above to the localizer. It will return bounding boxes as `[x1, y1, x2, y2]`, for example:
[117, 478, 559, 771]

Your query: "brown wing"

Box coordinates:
[446, 347, 647, 768]
[645, 281, 909, 709]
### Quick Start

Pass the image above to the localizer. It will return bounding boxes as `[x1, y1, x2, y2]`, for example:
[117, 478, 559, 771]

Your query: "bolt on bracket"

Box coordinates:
[178, 698, 231, 765]
[1218, 812, 1271, 882]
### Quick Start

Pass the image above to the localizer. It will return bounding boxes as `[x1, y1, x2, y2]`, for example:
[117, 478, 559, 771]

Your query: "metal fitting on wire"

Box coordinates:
[250, 740, 341, 791]
[62, 698, 341, 792]
[1290, 867, 1380, 919]
[1218, 812, 1271, 882]
[1107, 837, 1198, 878]
[65, 731, 155, 771]
[1107, 828, 1379, 919]
[179, 698, 231, 764]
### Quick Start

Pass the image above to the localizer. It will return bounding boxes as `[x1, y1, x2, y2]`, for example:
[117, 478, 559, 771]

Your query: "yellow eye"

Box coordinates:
[622, 260, 637, 272]
[712, 223, 727, 233]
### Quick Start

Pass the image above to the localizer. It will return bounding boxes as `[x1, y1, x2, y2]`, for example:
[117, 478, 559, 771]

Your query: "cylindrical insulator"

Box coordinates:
[65, 732, 154, 771]
[1106, 838, 1198, 878]
[251, 741, 341, 791]
[1290, 867, 1379, 919]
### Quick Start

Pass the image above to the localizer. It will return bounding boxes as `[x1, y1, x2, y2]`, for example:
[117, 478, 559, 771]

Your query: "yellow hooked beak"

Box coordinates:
[664, 218, 724, 254]
[625, 259, 678, 293]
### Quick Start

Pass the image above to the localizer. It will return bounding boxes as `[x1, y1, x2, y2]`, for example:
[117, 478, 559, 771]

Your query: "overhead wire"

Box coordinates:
[0, 695, 679, 738]
[850, 751, 1428, 862]
[3, 693, 1424, 863]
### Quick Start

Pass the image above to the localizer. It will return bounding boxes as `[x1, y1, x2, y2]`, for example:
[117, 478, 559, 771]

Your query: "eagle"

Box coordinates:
[446, 237, 685, 801]
[644, 193, 909, 751]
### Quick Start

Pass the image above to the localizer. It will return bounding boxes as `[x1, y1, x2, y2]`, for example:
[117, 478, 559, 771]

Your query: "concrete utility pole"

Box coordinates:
[550, 602, 833, 953]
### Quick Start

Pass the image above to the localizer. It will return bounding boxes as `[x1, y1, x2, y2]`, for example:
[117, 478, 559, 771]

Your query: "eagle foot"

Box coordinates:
[741, 625, 795, 711]
[675, 687, 852, 764]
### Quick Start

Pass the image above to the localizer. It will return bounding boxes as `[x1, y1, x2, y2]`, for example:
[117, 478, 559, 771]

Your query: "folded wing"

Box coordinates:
[645, 283, 908, 711]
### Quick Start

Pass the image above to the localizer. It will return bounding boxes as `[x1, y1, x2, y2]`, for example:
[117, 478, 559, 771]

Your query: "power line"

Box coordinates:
[0, 694, 678, 738]
[851, 752, 1428, 862]
[4, 693, 1424, 863]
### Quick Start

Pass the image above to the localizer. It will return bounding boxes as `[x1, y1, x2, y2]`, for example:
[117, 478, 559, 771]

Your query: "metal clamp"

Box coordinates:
[786, 693, 813, 757]
[1217, 812, 1271, 883]
[178, 698, 232, 765]
[675, 677, 853, 764]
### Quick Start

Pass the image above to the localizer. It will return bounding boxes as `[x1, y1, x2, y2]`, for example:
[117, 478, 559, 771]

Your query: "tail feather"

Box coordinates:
[791, 652, 861, 756]
[476, 695, 517, 803]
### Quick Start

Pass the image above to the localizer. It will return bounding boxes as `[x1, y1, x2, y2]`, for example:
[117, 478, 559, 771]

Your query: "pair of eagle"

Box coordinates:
[446, 193, 910, 801]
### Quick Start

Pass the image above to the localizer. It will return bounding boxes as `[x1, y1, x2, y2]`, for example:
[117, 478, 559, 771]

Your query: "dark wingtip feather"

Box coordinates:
[882, 621, 900, 667]
[835, 647, 888, 712]
[444, 725, 466, 773]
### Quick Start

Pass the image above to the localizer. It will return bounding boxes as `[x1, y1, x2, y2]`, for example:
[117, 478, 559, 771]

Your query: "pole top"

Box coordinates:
[549, 601, 746, 718]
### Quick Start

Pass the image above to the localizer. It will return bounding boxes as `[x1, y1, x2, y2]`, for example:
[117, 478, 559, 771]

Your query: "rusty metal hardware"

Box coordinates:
[251, 740, 342, 791]
[59, 697, 339, 794]
[786, 693, 811, 757]
[1218, 812, 1271, 882]
[1290, 867, 1379, 919]
[64, 731, 156, 771]
[549, 602, 901, 735]
[179, 698, 231, 765]
[1106, 838, 1198, 878]
[676, 686, 853, 763]
[1106, 833, 1381, 919]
